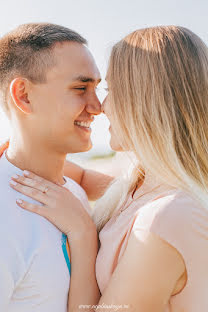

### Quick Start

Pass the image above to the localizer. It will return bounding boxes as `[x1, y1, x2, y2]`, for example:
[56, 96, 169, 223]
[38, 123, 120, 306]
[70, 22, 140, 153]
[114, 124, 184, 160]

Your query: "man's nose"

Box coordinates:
[86, 95, 102, 115]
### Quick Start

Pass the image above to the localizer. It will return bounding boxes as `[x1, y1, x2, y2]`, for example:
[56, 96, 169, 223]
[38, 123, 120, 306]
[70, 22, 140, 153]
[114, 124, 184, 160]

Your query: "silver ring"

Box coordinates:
[43, 186, 49, 194]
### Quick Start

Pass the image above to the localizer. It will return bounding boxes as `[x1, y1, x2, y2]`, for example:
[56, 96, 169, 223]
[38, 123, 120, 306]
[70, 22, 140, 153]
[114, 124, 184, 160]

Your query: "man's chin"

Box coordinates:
[66, 140, 93, 154]
[82, 142, 93, 152]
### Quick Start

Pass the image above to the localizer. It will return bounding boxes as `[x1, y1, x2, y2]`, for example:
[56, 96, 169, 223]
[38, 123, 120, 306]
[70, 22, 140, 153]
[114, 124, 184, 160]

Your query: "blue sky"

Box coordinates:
[0, 0, 207, 156]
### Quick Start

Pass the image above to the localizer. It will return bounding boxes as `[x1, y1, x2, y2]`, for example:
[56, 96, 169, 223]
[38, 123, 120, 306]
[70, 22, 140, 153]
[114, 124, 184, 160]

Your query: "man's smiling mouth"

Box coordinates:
[74, 121, 91, 128]
[74, 120, 92, 130]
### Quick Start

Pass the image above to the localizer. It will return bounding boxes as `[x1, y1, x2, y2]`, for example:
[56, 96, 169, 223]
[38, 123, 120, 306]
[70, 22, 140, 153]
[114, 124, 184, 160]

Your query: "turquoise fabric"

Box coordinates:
[61, 233, 71, 275]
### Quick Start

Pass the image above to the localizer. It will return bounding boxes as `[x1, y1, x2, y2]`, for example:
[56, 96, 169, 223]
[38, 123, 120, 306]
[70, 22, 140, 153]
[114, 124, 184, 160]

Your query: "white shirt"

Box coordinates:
[0, 151, 90, 312]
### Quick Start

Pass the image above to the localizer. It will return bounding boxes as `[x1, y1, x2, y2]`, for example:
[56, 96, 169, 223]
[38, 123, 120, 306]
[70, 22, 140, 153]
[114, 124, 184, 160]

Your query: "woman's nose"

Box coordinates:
[101, 96, 108, 114]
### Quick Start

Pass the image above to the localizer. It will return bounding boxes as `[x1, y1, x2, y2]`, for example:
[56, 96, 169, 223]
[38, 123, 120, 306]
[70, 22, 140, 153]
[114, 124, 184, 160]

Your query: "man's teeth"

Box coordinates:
[74, 121, 91, 128]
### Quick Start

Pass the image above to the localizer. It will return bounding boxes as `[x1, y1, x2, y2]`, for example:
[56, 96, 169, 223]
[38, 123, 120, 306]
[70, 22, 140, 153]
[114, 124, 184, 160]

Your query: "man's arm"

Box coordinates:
[63, 160, 114, 201]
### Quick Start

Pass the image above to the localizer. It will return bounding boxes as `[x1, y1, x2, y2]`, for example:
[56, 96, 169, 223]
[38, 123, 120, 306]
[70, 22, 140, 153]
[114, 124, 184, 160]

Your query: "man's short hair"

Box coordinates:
[0, 23, 87, 113]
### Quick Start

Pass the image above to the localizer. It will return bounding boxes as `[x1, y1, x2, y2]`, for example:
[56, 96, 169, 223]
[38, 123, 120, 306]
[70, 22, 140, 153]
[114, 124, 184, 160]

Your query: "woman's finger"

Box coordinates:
[16, 199, 48, 217]
[11, 174, 51, 193]
[23, 170, 63, 190]
[10, 180, 50, 205]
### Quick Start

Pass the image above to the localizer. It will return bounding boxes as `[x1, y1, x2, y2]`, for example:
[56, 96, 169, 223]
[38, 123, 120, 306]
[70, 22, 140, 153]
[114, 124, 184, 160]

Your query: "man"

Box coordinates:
[0, 23, 107, 311]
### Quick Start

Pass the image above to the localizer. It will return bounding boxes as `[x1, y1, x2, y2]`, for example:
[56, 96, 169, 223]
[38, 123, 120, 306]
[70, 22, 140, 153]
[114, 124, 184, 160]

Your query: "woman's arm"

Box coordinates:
[63, 160, 114, 201]
[10, 172, 101, 311]
[95, 230, 186, 312]
[67, 229, 100, 312]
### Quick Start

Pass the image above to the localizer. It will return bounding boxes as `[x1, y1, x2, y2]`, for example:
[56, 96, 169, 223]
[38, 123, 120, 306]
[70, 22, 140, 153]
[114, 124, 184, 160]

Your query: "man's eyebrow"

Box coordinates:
[72, 75, 101, 83]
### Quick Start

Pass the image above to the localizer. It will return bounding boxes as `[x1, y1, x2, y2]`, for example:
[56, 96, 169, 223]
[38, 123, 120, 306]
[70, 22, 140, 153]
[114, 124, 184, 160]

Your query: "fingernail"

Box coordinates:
[16, 199, 23, 204]
[10, 180, 17, 186]
[12, 174, 19, 179]
[23, 170, 30, 176]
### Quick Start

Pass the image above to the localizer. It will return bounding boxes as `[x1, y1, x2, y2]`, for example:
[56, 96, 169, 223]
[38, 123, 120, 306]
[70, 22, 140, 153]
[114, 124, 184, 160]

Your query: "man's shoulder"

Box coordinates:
[0, 179, 46, 235]
[64, 176, 87, 199]
[64, 176, 91, 214]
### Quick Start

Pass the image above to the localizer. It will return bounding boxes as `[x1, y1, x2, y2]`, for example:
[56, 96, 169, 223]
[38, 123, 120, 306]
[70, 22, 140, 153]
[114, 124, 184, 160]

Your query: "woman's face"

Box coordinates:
[102, 95, 124, 152]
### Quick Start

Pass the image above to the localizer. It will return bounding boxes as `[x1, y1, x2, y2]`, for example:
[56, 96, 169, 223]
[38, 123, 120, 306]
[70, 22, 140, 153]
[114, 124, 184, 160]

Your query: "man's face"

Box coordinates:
[29, 42, 101, 153]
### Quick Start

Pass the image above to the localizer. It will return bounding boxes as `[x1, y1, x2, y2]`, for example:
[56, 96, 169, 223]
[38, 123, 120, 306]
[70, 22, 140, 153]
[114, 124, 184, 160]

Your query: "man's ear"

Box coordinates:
[9, 78, 32, 114]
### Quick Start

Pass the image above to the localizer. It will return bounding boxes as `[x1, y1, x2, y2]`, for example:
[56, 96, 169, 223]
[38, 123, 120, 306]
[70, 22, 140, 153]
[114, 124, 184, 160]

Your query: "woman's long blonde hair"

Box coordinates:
[93, 26, 208, 232]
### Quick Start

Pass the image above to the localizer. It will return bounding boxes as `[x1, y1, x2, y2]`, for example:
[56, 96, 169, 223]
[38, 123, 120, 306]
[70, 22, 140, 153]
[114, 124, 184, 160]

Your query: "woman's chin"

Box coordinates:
[110, 139, 123, 152]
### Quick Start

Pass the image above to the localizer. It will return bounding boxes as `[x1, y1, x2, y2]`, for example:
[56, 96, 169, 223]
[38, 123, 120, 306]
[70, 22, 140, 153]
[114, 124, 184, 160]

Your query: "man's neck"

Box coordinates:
[6, 137, 67, 185]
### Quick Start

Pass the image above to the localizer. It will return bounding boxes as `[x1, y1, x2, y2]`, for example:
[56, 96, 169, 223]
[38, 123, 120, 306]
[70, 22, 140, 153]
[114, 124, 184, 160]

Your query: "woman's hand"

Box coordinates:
[9, 171, 100, 311]
[9, 171, 97, 241]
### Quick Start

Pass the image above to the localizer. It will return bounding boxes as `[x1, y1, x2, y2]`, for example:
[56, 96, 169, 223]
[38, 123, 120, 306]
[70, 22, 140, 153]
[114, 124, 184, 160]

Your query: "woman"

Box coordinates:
[9, 26, 208, 311]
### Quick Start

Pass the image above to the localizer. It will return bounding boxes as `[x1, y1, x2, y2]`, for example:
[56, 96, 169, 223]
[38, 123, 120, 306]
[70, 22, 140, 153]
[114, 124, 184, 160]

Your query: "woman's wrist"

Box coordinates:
[67, 225, 98, 255]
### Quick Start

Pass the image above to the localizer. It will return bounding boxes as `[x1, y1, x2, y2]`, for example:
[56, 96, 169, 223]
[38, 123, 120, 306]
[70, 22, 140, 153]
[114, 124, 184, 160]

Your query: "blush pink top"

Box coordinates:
[96, 173, 208, 312]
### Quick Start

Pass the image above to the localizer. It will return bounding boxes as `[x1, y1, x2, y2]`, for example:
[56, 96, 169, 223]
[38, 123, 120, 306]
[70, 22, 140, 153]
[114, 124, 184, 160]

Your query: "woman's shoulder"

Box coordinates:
[129, 189, 208, 268]
[133, 189, 205, 235]
[151, 189, 200, 217]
